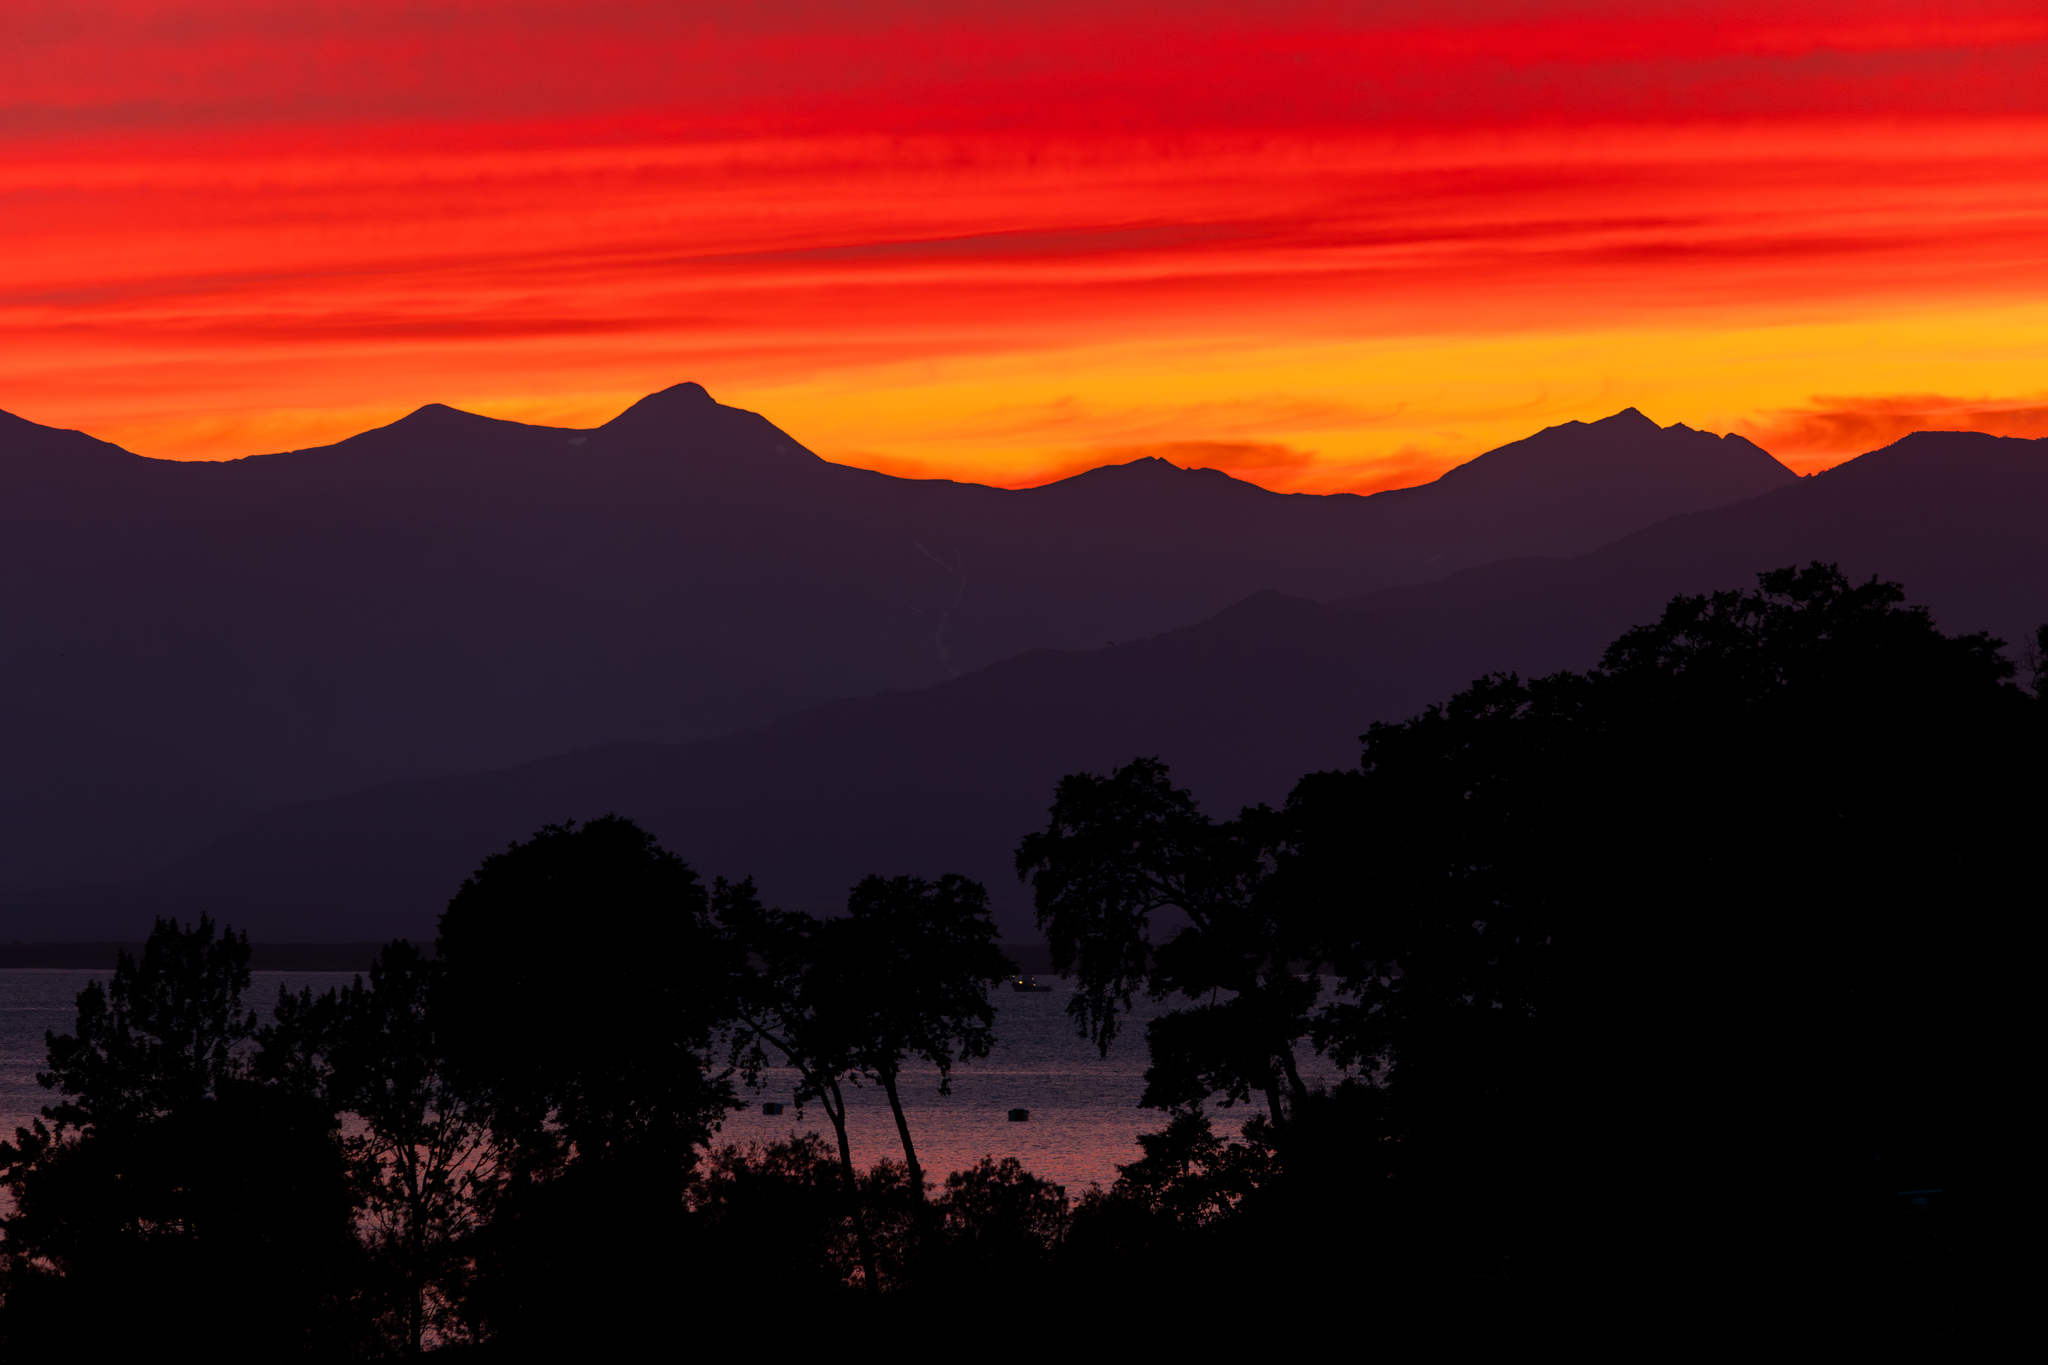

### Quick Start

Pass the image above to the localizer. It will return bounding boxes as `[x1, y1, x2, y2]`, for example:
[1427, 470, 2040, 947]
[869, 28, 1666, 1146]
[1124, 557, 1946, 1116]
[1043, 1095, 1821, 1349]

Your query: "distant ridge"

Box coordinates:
[0, 386, 1791, 893]
[1371, 406, 1787, 566]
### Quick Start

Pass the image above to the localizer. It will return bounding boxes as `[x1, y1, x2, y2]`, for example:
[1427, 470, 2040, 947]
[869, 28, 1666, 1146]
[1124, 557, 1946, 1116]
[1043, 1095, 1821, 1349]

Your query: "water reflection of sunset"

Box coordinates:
[719, 981, 1342, 1195]
[5, 3, 2045, 485]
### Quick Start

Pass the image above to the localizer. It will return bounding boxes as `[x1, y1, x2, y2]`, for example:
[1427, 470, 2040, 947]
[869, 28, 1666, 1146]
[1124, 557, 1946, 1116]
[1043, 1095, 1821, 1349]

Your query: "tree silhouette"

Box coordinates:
[0, 917, 366, 1354]
[435, 815, 743, 1174]
[1267, 563, 2041, 1325]
[432, 815, 744, 1345]
[716, 878, 882, 1289]
[260, 941, 498, 1352]
[2022, 621, 2048, 696]
[1015, 759, 1318, 1123]
[831, 874, 1013, 1193]
[1006, 564, 2039, 1337]
[1089, 1108, 1272, 1229]
[922, 1155, 1069, 1289]
[35, 913, 256, 1133]
[688, 1133, 860, 1303]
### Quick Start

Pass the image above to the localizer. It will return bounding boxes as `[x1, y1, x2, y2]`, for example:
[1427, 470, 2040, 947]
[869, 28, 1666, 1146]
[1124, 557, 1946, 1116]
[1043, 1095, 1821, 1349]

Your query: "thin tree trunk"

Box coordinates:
[1278, 1045, 1310, 1108]
[401, 1142, 426, 1354]
[819, 1077, 880, 1291]
[1263, 1072, 1288, 1129]
[408, 1212, 424, 1354]
[877, 1066, 925, 1197]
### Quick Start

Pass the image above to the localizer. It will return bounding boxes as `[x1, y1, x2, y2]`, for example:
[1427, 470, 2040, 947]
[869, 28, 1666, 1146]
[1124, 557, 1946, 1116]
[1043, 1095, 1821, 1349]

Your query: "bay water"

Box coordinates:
[0, 969, 1332, 1194]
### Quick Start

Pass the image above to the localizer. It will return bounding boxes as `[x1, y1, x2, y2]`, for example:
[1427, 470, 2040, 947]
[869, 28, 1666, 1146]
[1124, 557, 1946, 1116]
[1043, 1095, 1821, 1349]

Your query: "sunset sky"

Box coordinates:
[3, 1, 2046, 490]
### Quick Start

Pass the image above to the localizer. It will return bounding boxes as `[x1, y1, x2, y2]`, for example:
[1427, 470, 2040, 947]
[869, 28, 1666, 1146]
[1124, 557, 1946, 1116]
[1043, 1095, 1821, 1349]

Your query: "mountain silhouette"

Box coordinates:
[0, 387, 1789, 892]
[11, 428, 2037, 943]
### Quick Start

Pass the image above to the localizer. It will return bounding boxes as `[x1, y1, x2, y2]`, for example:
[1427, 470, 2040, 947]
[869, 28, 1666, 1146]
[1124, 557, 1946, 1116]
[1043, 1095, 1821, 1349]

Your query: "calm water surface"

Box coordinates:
[0, 970, 1339, 1194]
[720, 981, 1345, 1194]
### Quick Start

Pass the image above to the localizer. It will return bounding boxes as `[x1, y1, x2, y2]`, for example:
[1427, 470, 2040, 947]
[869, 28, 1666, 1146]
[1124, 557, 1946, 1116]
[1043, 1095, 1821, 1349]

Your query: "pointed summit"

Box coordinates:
[599, 382, 718, 434]
[620, 380, 717, 413]
[302, 400, 561, 463]
[383, 402, 493, 431]
[583, 381, 822, 477]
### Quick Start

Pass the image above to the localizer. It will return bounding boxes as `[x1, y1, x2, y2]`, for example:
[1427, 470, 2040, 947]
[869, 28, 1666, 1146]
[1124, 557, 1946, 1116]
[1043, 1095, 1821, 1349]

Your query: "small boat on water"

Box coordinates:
[1010, 974, 1054, 993]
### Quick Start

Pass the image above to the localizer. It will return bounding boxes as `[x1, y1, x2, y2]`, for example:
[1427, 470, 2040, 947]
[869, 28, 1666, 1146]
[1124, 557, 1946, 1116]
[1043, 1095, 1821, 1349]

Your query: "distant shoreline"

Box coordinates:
[0, 943, 391, 972]
[0, 942, 1061, 975]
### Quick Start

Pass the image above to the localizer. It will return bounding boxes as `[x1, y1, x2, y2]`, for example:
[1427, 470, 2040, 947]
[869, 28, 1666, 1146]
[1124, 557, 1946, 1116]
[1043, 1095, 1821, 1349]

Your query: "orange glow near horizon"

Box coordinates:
[3, 3, 2046, 491]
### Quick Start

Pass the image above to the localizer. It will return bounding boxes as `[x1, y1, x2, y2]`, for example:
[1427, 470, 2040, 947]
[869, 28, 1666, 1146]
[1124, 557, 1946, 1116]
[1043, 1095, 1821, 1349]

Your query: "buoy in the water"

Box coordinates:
[1007, 1108, 1029, 1122]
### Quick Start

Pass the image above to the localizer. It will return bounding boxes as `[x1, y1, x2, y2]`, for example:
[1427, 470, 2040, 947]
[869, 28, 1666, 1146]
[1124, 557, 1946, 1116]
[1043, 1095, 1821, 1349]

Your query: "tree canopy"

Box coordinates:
[434, 814, 744, 1171]
[1016, 761, 1317, 1120]
[1017, 564, 2041, 1333]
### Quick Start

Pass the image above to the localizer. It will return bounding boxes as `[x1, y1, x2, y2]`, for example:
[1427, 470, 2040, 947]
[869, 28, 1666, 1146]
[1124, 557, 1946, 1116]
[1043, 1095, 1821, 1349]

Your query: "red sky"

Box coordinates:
[3, 1, 2045, 488]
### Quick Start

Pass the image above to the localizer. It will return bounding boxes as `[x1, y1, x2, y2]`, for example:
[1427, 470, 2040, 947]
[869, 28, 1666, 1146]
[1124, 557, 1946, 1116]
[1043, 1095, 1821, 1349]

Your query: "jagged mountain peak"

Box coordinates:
[1431, 406, 1793, 490]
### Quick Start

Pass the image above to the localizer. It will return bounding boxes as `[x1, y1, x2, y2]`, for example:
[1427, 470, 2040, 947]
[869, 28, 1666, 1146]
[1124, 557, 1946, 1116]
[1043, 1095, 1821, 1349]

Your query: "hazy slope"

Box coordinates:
[13, 429, 2034, 943]
[0, 387, 1787, 889]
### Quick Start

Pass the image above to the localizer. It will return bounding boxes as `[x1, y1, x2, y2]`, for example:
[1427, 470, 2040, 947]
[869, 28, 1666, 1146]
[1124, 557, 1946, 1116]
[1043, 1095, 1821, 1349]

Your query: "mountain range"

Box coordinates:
[6, 388, 2043, 943]
[1, 386, 1791, 896]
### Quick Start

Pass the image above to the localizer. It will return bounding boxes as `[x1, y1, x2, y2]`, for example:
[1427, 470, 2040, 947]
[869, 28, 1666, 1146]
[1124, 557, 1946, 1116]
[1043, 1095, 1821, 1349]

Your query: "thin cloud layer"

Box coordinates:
[1739, 394, 2048, 458]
